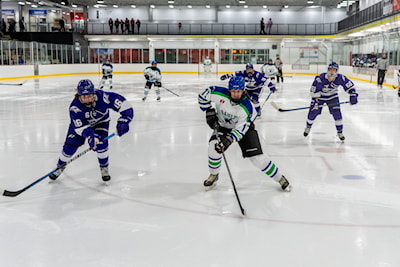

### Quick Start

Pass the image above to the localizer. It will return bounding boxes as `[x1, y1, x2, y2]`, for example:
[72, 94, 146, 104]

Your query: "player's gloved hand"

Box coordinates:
[116, 117, 130, 136]
[398, 90, 400, 98]
[88, 133, 102, 151]
[155, 81, 162, 87]
[144, 74, 150, 80]
[270, 86, 277, 93]
[311, 98, 319, 110]
[349, 89, 358, 105]
[220, 74, 231, 81]
[215, 134, 234, 154]
[206, 108, 218, 129]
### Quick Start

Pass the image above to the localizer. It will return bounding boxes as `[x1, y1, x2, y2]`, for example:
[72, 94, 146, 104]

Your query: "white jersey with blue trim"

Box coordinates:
[198, 86, 256, 142]
[260, 64, 278, 78]
[144, 66, 162, 82]
[310, 73, 355, 101]
[102, 63, 113, 75]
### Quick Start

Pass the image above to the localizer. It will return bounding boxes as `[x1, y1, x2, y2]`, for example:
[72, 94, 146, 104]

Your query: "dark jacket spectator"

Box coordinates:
[115, 19, 120, 33]
[108, 18, 113, 33]
[59, 18, 65, 32]
[1, 18, 7, 33]
[136, 19, 141, 33]
[125, 18, 129, 34]
[130, 18, 135, 34]
[19, 17, 25, 32]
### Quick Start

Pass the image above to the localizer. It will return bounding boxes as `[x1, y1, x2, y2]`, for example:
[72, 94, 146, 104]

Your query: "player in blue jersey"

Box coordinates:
[397, 68, 400, 97]
[100, 58, 113, 90]
[303, 62, 358, 141]
[220, 63, 276, 116]
[142, 61, 162, 102]
[198, 76, 292, 192]
[49, 79, 133, 182]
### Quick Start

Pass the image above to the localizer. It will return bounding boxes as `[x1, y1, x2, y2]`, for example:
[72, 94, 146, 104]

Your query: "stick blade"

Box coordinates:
[270, 101, 282, 111]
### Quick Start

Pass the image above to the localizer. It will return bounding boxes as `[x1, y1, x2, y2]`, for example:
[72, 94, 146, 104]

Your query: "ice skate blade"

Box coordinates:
[204, 183, 217, 191]
[283, 184, 292, 192]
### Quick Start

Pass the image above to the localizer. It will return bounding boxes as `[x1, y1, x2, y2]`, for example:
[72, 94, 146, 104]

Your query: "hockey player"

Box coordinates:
[220, 63, 276, 116]
[198, 76, 292, 192]
[260, 59, 278, 80]
[143, 61, 162, 102]
[203, 56, 212, 73]
[303, 62, 358, 141]
[396, 68, 400, 97]
[100, 58, 113, 90]
[49, 79, 133, 182]
[274, 54, 284, 83]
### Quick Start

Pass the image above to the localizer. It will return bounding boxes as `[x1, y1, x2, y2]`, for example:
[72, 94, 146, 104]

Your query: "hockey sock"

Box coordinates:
[249, 154, 281, 181]
[208, 140, 222, 174]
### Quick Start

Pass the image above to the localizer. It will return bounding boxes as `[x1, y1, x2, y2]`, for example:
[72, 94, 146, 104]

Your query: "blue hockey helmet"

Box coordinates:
[328, 62, 339, 70]
[228, 76, 245, 90]
[245, 63, 253, 69]
[151, 60, 157, 65]
[77, 79, 95, 95]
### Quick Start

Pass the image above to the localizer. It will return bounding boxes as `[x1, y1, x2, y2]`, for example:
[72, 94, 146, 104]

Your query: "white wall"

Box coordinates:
[0, 65, 34, 78]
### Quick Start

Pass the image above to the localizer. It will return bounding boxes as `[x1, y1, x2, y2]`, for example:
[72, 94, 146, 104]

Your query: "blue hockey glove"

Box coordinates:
[349, 90, 358, 105]
[116, 117, 130, 136]
[88, 133, 102, 151]
[215, 134, 234, 154]
[270, 86, 277, 93]
[206, 108, 218, 129]
[311, 98, 319, 110]
[220, 74, 231, 81]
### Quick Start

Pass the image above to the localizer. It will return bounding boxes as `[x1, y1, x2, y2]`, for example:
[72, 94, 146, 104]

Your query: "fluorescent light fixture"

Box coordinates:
[187, 4, 192, 8]
[150, 4, 155, 8]
[239, 0, 246, 3]
[206, 4, 210, 8]
[25, 1, 31, 4]
[131, 5, 136, 8]
[18, 2, 25, 5]
[169, 4, 174, 8]
[284, 5, 289, 8]
[168, 0, 174, 3]
[60, 1, 65, 4]
[113, 4, 118, 7]
[31, 4, 38, 7]
[97, 0, 104, 3]
[226, 4, 231, 8]
[307, 5, 320, 8]
[307, 0, 313, 3]
[244, 5, 248, 8]
[71, 4, 77, 7]
[263, 5, 267, 8]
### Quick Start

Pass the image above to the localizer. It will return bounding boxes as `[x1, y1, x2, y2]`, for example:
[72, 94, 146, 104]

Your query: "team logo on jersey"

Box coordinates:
[70, 106, 82, 113]
[220, 99, 225, 103]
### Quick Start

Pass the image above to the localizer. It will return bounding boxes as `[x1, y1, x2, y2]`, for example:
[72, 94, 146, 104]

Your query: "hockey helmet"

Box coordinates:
[77, 79, 95, 95]
[328, 62, 339, 70]
[228, 76, 245, 90]
[105, 58, 110, 62]
[245, 63, 254, 69]
[151, 60, 158, 65]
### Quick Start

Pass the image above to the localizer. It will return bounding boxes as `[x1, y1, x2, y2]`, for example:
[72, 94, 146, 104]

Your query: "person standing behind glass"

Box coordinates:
[108, 18, 113, 34]
[136, 19, 141, 34]
[376, 54, 389, 88]
[130, 18, 135, 34]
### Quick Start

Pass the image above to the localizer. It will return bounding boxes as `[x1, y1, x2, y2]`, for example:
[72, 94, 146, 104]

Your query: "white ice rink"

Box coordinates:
[1, 73, 400, 267]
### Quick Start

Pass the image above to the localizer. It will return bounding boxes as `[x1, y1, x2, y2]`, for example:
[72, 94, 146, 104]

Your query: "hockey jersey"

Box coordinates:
[198, 86, 256, 142]
[260, 64, 278, 78]
[310, 73, 356, 101]
[144, 66, 162, 82]
[69, 90, 133, 137]
[102, 63, 113, 75]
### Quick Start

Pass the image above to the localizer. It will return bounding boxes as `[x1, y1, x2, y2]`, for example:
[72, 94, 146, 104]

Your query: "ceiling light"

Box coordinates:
[206, 4, 210, 8]
[97, 0, 104, 3]
[31, 4, 38, 7]
[169, 4, 174, 8]
[131, 5, 136, 8]
[113, 4, 118, 7]
[239, 0, 246, 3]
[71, 4, 77, 7]
[26, 1, 31, 4]
[150, 4, 155, 8]
[243, 5, 248, 8]
[168, 0, 174, 3]
[187, 4, 192, 8]
[263, 5, 267, 8]
[307, 0, 313, 3]
[226, 5, 231, 8]
[18, 2, 25, 5]
[284, 5, 289, 8]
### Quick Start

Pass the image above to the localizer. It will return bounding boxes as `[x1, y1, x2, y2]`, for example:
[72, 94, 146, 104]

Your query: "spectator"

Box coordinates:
[8, 19, 16, 33]
[136, 19, 141, 34]
[1, 18, 6, 33]
[120, 20, 125, 33]
[274, 54, 284, 83]
[125, 18, 129, 34]
[178, 22, 182, 33]
[266, 18, 273, 34]
[59, 18, 65, 32]
[130, 18, 135, 34]
[260, 18, 265, 34]
[376, 54, 389, 88]
[19, 17, 25, 32]
[108, 18, 113, 33]
[115, 18, 120, 34]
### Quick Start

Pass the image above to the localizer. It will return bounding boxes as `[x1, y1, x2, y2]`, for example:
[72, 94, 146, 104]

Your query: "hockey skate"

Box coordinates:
[49, 167, 65, 180]
[204, 174, 219, 191]
[303, 127, 311, 137]
[337, 132, 345, 141]
[142, 96, 147, 101]
[156, 96, 161, 102]
[278, 175, 292, 192]
[110, 86, 113, 89]
[101, 167, 111, 182]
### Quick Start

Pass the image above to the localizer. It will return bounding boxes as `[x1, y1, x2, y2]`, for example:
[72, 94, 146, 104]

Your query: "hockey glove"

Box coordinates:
[88, 133, 102, 151]
[215, 134, 234, 154]
[155, 81, 162, 87]
[116, 117, 130, 136]
[398, 90, 400, 98]
[349, 90, 358, 105]
[220, 74, 231, 81]
[311, 98, 319, 110]
[145, 74, 150, 80]
[270, 86, 277, 93]
[206, 108, 218, 129]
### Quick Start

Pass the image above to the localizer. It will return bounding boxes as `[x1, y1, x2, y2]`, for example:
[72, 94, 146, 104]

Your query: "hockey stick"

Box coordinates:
[1, 133, 116, 197]
[270, 100, 350, 112]
[0, 80, 26, 86]
[260, 91, 273, 112]
[214, 128, 246, 216]
[162, 86, 180, 97]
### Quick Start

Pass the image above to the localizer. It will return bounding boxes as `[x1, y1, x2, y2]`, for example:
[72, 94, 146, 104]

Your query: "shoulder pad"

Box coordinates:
[70, 106, 82, 113]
